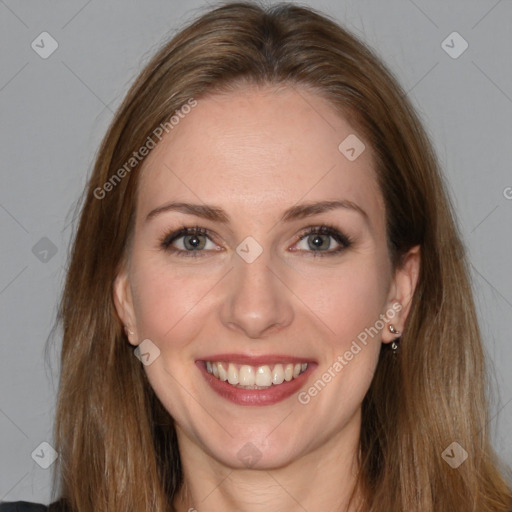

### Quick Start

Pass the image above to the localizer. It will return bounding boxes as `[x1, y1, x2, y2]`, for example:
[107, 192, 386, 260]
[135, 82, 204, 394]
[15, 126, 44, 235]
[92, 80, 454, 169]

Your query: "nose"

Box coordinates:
[219, 248, 294, 339]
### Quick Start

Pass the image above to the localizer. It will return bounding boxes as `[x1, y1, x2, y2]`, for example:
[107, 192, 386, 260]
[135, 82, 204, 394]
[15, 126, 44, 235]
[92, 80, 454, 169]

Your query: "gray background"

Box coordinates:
[1, 0, 511, 504]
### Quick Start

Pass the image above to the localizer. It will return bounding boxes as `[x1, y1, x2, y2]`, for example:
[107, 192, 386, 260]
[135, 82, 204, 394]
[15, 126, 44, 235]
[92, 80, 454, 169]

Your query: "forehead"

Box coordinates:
[136, 84, 384, 232]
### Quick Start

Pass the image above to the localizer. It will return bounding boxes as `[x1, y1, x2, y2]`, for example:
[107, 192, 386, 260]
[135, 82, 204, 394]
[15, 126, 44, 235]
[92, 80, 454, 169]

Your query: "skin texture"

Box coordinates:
[114, 84, 420, 512]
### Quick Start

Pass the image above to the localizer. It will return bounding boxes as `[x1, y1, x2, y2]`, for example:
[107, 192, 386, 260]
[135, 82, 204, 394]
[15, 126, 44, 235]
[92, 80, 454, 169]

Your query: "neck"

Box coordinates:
[172, 412, 363, 512]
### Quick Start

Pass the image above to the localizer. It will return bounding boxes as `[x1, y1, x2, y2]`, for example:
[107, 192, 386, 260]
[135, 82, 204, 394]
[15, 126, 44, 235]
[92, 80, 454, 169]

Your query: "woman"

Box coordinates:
[2, 1, 510, 511]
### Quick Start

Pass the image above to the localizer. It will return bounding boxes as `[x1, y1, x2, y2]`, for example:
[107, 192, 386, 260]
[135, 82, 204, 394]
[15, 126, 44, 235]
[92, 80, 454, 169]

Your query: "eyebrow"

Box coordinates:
[145, 199, 369, 225]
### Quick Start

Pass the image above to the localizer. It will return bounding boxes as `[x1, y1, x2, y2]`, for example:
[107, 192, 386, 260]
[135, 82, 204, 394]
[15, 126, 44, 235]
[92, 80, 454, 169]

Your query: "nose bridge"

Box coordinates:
[220, 242, 294, 338]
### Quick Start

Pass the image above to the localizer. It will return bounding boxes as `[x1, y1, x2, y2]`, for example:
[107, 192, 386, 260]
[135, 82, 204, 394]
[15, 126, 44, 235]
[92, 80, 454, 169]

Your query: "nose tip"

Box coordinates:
[220, 255, 294, 339]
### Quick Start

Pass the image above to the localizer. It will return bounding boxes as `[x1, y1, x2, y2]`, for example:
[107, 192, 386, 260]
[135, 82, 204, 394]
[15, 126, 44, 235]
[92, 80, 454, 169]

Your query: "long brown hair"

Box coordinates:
[48, 2, 512, 511]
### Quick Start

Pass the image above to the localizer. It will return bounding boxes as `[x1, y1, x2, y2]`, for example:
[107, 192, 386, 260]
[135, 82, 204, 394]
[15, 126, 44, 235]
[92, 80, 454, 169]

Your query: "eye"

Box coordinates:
[291, 224, 352, 257]
[159, 225, 220, 258]
[159, 224, 353, 258]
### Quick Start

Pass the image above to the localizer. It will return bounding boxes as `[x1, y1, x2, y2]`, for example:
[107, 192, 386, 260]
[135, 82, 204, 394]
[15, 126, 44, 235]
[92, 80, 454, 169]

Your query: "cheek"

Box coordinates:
[129, 255, 219, 347]
[293, 260, 388, 349]
[297, 267, 385, 415]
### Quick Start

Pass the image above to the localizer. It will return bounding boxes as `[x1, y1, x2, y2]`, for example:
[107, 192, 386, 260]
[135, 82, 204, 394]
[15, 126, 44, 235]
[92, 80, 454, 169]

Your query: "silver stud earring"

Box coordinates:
[124, 325, 134, 336]
[388, 324, 400, 335]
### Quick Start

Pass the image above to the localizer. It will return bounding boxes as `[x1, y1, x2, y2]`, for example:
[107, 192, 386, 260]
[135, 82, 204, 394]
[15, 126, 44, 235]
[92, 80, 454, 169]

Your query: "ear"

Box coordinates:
[381, 244, 421, 344]
[113, 267, 139, 346]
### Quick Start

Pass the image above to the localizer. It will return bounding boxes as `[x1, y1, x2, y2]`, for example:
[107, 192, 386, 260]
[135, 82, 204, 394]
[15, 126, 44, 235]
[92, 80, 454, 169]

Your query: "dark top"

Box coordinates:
[0, 502, 64, 512]
[0, 503, 48, 511]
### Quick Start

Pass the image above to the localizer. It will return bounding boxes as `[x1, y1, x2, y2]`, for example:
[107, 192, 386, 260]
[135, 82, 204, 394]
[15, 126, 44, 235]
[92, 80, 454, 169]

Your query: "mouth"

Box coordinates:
[195, 355, 317, 406]
[205, 360, 308, 388]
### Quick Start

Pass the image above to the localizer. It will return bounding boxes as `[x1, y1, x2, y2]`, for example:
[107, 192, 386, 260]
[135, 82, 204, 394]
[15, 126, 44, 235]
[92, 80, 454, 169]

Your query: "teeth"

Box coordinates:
[239, 365, 255, 386]
[272, 364, 285, 385]
[217, 362, 228, 381]
[227, 363, 239, 385]
[255, 365, 272, 386]
[284, 364, 293, 381]
[205, 361, 309, 388]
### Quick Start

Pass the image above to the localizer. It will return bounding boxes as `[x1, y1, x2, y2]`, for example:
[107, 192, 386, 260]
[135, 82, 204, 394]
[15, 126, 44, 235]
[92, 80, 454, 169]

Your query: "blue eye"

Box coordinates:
[159, 224, 352, 258]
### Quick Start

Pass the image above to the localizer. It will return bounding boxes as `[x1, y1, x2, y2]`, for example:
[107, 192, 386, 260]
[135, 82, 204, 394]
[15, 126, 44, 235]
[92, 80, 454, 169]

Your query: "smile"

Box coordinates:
[206, 361, 308, 389]
[196, 357, 317, 406]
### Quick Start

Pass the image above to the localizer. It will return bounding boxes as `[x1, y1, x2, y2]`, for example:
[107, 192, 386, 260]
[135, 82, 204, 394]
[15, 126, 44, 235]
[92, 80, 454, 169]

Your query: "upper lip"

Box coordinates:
[198, 353, 315, 366]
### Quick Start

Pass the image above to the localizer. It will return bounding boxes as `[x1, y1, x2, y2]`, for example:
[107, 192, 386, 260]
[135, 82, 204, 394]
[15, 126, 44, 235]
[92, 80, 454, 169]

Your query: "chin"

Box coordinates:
[208, 440, 300, 471]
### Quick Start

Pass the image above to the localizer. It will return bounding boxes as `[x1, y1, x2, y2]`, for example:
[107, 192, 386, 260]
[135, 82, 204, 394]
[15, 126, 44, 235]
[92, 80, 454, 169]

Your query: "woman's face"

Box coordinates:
[114, 84, 418, 470]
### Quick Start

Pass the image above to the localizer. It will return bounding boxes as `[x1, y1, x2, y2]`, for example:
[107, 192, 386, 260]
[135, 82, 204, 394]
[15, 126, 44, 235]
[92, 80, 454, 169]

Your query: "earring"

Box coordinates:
[389, 324, 400, 352]
[124, 325, 134, 336]
[388, 324, 400, 335]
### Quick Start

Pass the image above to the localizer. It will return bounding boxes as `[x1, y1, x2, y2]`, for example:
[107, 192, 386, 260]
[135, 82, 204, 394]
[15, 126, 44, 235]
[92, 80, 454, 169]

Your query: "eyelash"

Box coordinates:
[158, 224, 353, 259]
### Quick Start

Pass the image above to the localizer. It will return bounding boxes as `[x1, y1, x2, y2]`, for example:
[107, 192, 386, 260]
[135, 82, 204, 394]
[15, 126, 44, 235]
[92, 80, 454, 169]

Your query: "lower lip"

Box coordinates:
[196, 361, 316, 406]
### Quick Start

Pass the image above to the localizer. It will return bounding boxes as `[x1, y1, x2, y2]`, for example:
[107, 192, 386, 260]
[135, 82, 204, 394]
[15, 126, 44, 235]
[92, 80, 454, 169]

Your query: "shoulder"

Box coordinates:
[0, 502, 48, 512]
